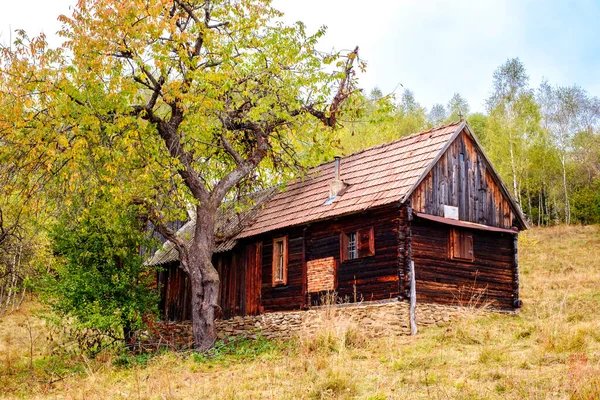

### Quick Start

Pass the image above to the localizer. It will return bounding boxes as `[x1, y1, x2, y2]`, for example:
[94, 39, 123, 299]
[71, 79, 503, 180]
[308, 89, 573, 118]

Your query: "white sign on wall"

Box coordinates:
[443, 205, 459, 220]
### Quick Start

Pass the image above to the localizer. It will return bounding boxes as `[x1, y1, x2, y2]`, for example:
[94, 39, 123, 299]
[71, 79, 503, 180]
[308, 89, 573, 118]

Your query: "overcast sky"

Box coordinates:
[2, 0, 598, 113]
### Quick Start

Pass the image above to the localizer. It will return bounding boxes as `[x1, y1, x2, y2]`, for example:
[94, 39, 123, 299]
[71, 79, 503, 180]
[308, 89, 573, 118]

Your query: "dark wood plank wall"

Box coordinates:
[158, 129, 525, 320]
[157, 261, 192, 321]
[410, 218, 517, 309]
[306, 206, 400, 304]
[157, 246, 249, 321]
[398, 203, 410, 298]
[260, 227, 305, 312]
[244, 242, 263, 316]
[411, 131, 515, 229]
[215, 248, 246, 319]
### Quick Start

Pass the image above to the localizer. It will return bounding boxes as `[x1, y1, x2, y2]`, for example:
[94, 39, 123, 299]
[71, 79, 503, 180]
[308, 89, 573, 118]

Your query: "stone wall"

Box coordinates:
[145, 299, 470, 347]
[216, 300, 466, 340]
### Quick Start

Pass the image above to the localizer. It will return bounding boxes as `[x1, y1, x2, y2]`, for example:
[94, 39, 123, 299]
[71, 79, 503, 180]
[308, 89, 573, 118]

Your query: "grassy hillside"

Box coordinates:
[2, 225, 600, 399]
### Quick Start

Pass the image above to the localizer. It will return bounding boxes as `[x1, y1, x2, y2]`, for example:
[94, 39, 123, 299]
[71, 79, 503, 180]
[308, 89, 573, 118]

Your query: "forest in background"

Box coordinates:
[338, 58, 600, 227]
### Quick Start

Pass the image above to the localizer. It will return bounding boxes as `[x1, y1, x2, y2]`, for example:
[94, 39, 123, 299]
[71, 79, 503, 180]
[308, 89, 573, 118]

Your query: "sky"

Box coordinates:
[2, 0, 599, 113]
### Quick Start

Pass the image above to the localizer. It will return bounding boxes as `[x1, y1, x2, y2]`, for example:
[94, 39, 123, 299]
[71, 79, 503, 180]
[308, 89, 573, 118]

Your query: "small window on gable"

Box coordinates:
[341, 227, 375, 262]
[450, 228, 474, 262]
[272, 236, 288, 286]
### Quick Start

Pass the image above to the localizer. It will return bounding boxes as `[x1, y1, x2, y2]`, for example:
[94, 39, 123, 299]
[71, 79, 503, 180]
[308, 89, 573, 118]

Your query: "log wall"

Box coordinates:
[305, 206, 400, 305]
[157, 245, 251, 321]
[260, 227, 305, 312]
[410, 217, 517, 309]
[411, 131, 517, 229]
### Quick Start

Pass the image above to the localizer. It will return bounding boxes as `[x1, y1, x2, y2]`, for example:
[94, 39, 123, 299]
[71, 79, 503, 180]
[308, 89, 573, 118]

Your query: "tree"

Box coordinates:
[466, 113, 488, 145]
[398, 89, 428, 134]
[0, 0, 360, 350]
[428, 103, 446, 126]
[486, 58, 540, 206]
[42, 199, 158, 349]
[447, 93, 470, 121]
[537, 82, 600, 224]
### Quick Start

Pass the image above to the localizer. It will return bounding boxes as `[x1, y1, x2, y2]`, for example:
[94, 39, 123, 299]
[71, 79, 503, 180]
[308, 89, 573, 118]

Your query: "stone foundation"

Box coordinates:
[145, 299, 469, 347]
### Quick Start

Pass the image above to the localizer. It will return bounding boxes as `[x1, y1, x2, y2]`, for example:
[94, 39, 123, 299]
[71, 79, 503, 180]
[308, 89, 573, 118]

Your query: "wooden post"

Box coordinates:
[404, 200, 413, 298]
[512, 233, 522, 309]
[302, 226, 309, 309]
[397, 204, 406, 300]
[409, 260, 417, 335]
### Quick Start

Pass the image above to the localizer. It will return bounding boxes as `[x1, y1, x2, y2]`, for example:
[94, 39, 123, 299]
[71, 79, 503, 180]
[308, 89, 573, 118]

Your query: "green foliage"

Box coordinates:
[571, 182, 600, 224]
[40, 199, 158, 351]
[190, 335, 280, 363]
[112, 351, 157, 368]
[337, 88, 429, 154]
[447, 92, 470, 121]
[467, 113, 489, 145]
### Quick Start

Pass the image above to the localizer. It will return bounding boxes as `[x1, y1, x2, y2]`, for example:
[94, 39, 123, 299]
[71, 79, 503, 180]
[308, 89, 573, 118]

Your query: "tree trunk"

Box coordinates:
[538, 188, 542, 226]
[189, 257, 220, 351]
[560, 154, 570, 224]
[509, 138, 520, 204]
[187, 207, 220, 352]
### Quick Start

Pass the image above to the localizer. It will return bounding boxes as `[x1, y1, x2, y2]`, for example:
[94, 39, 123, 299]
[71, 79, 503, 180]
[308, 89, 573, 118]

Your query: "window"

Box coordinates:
[450, 228, 474, 261]
[347, 232, 357, 259]
[341, 227, 375, 262]
[272, 236, 288, 286]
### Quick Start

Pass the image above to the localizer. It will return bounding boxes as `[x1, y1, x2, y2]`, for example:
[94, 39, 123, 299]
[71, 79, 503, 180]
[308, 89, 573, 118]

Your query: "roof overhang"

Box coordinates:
[413, 211, 519, 234]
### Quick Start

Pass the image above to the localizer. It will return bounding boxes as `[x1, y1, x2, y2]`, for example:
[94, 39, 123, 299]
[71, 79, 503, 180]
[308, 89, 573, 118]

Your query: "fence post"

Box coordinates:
[409, 260, 417, 335]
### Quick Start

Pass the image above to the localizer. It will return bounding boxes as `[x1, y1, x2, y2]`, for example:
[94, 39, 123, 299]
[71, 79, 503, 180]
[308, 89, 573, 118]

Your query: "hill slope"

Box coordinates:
[2, 225, 600, 399]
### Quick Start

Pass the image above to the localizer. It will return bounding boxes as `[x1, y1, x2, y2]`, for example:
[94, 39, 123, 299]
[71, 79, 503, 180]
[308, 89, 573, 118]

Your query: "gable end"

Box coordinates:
[408, 124, 527, 230]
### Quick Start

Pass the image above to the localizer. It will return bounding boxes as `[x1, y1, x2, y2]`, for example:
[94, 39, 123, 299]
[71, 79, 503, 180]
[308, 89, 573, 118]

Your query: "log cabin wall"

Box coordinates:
[259, 227, 305, 312]
[214, 246, 247, 319]
[157, 245, 250, 321]
[410, 217, 517, 309]
[157, 261, 192, 321]
[410, 131, 516, 229]
[159, 206, 406, 318]
[305, 206, 400, 305]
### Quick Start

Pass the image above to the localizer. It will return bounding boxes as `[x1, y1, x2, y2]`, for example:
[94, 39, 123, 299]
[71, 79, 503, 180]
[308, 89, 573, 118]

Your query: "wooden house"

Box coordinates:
[148, 121, 528, 321]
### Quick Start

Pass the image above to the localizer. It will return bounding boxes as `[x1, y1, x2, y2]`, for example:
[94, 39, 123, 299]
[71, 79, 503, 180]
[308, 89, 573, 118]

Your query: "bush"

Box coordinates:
[571, 182, 600, 224]
[39, 199, 159, 355]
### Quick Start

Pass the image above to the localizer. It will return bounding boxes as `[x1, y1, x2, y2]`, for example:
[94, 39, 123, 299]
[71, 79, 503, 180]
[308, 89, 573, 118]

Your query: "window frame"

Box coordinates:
[347, 232, 358, 260]
[340, 226, 375, 263]
[271, 236, 288, 286]
[449, 228, 474, 262]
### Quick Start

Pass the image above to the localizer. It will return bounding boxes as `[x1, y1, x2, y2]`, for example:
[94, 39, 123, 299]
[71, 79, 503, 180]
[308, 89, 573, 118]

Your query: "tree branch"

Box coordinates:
[133, 198, 190, 272]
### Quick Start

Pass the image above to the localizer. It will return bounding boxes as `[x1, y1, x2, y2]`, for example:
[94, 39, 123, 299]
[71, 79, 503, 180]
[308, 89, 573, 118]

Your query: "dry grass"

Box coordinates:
[2, 225, 600, 399]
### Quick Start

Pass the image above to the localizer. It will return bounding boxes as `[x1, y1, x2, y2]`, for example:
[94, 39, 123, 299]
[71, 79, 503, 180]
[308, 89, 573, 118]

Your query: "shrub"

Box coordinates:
[39, 199, 158, 355]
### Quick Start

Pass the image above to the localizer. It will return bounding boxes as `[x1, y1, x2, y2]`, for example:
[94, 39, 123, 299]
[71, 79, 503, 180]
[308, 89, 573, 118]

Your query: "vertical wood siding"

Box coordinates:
[410, 131, 515, 229]
[244, 242, 262, 316]
[157, 243, 257, 321]
[157, 262, 192, 321]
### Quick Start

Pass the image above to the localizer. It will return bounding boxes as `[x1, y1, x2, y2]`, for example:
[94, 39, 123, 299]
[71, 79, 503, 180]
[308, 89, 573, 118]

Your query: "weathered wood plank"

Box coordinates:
[411, 130, 516, 229]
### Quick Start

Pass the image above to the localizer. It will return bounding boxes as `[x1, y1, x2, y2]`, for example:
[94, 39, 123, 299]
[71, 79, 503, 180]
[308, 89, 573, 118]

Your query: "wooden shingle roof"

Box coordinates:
[237, 121, 465, 238]
[148, 120, 527, 266]
[146, 187, 276, 266]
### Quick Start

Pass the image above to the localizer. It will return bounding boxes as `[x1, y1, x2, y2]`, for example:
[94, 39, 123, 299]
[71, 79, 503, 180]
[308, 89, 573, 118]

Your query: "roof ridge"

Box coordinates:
[310, 120, 463, 170]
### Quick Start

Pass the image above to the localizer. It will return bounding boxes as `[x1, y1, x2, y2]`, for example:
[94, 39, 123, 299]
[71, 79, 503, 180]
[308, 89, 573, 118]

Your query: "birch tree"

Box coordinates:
[538, 83, 599, 224]
[486, 58, 540, 206]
